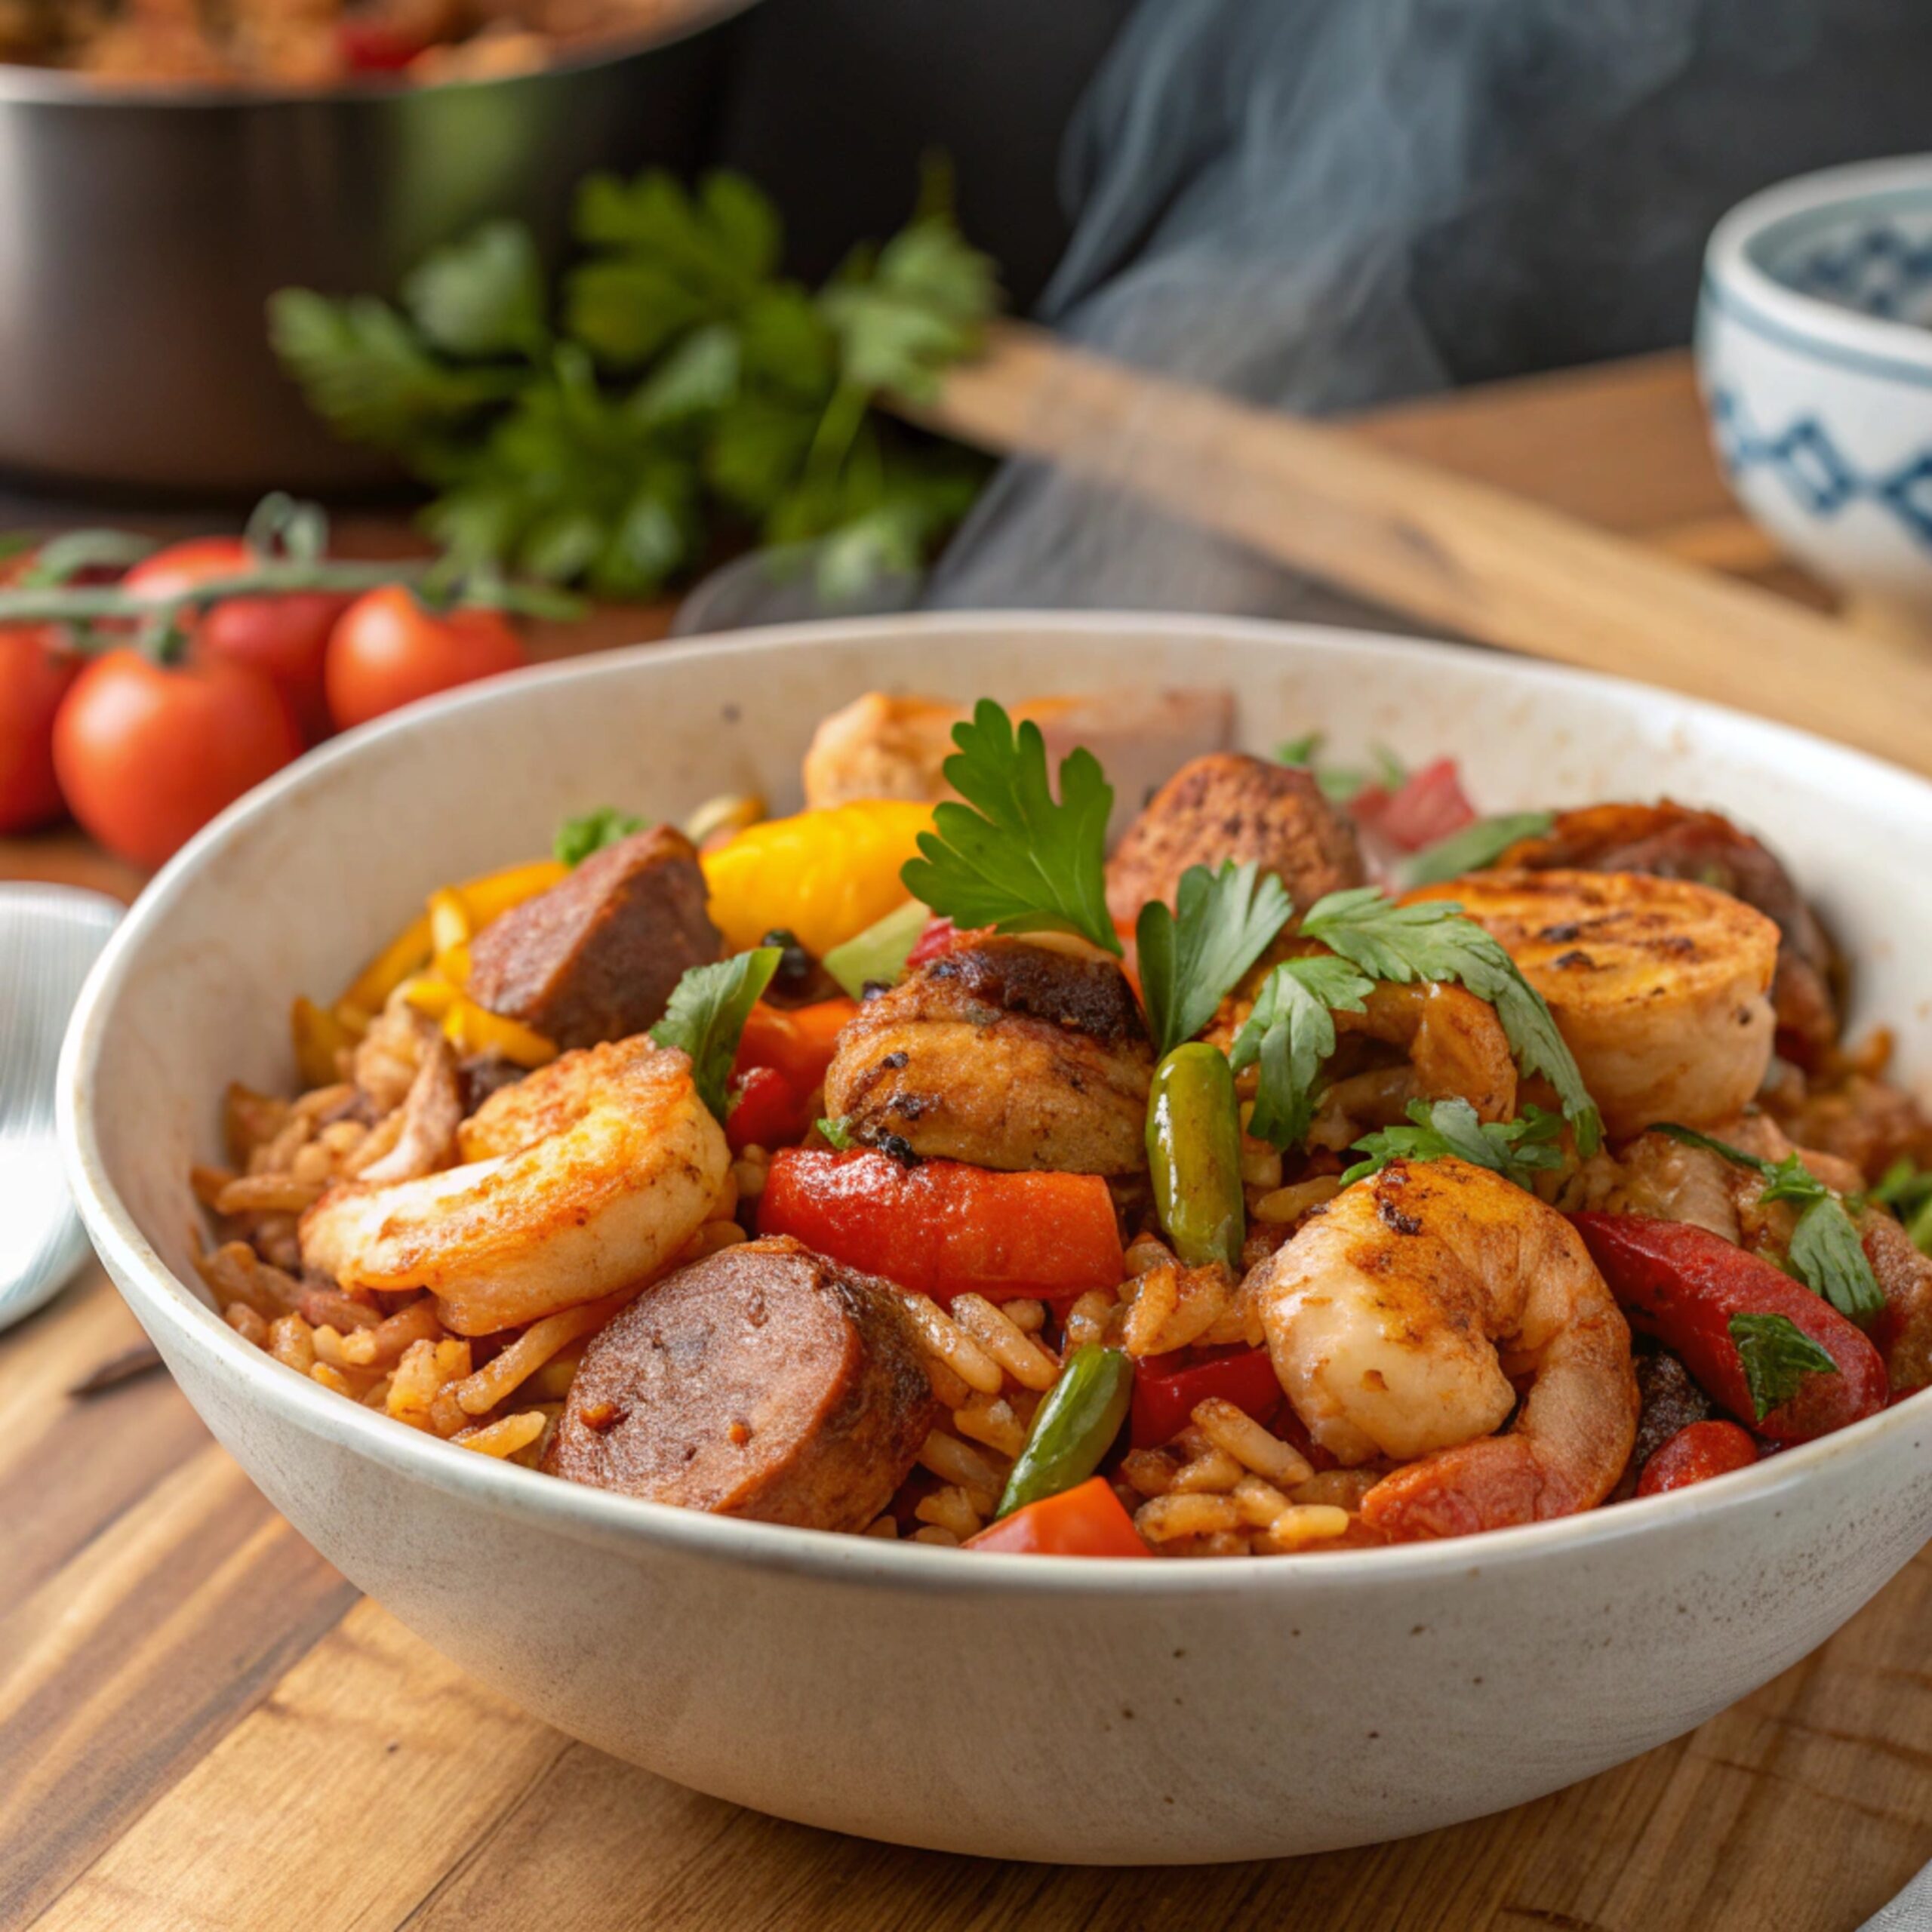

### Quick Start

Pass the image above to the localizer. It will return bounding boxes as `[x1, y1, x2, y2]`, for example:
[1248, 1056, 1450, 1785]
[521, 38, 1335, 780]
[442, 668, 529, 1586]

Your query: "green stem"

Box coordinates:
[0, 558, 429, 626]
[804, 378, 869, 490]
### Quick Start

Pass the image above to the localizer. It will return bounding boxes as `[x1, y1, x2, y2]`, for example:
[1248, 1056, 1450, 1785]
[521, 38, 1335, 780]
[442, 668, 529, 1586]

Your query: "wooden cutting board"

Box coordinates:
[4, 352, 1930, 1932]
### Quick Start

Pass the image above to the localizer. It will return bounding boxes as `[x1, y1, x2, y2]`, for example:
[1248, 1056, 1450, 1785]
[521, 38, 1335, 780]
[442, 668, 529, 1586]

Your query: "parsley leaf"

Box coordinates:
[554, 805, 642, 867]
[1402, 811, 1555, 888]
[1872, 1158, 1932, 1254]
[1341, 1098, 1568, 1189]
[816, 1115, 855, 1150]
[1654, 1125, 1884, 1324]
[900, 699, 1118, 955]
[651, 948, 781, 1121]
[1228, 953, 1373, 1150]
[1728, 1312, 1839, 1421]
[1137, 860, 1293, 1058]
[402, 220, 549, 360]
[267, 289, 519, 446]
[270, 165, 995, 596]
[1299, 888, 1602, 1155]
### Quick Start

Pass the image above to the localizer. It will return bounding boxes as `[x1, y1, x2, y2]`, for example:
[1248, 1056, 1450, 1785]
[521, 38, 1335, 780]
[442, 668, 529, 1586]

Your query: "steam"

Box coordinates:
[928, 0, 1837, 615]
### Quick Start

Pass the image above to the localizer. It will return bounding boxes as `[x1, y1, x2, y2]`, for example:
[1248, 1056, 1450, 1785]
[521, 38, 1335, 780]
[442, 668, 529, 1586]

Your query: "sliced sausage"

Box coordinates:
[1611, 1347, 1715, 1500]
[543, 1235, 940, 1531]
[1494, 801, 1839, 1063]
[823, 937, 1155, 1174]
[467, 825, 719, 1051]
[1104, 752, 1364, 927]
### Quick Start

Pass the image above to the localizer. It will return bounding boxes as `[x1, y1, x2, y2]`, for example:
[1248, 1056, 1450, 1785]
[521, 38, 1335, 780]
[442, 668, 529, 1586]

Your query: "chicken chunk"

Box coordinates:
[823, 937, 1155, 1174]
[801, 688, 1234, 843]
[1104, 752, 1364, 927]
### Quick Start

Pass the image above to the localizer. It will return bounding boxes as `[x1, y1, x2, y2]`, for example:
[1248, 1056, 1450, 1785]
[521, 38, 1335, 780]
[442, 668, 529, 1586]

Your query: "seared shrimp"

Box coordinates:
[1253, 1158, 1636, 1540]
[300, 1036, 730, 1335]
[1407, 869, 1779, 1139]
[1214, 953, 1517, 1145]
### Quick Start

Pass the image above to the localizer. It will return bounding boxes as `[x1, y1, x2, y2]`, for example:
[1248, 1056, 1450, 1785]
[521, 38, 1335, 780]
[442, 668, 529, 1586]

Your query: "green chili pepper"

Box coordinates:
[1146, 1041, 1245, 1269]
[995, 1345, 1134, 1519]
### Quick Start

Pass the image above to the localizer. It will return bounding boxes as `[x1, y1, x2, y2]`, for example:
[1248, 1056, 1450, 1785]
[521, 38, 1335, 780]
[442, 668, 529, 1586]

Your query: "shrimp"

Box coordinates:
[1214, 952, 1517, 1146]
[1253, 1157, 1637, 1540]
[300, 1036, 730, 1336]
[1405, 869, 1779, 1140]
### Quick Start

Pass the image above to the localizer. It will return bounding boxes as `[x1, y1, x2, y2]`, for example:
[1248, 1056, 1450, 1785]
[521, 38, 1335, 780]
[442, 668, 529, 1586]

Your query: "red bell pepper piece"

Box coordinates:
[1367, 758, 1477, 851]
[1635, 1419, 1759, 1497]
[725, 1063, 808, 1153]
[1571, 1214, 1888, 1442]
[964, 1477, 1148, 1556]
[1129, 1345, 1284, 1450]
[905, 916, 962, 971]
[758, 1149, 1124, 1306]
[734, 997, 859, 1094]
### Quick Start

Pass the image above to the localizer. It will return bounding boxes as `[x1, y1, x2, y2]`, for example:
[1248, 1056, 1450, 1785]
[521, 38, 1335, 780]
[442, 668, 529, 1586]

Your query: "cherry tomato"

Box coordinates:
[325, 587, 525, 731]
[0, 627, 79, 832]
[52, 649, 302, 869]
[125, 537, 349, 744]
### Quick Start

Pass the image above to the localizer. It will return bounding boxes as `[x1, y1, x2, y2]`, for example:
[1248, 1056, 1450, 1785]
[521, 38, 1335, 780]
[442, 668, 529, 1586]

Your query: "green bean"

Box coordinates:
[1146, 1041, 1245, 1269]
[995, 1345, 1133, 1518]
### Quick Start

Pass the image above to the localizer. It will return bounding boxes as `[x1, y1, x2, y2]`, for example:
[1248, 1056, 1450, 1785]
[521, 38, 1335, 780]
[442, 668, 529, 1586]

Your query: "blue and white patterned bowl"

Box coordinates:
[1697, 155, 1932, 620]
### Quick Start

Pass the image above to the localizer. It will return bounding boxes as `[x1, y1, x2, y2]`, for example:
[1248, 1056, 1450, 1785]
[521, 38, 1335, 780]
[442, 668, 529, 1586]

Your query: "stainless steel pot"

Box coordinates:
[0, 1, 758, 495]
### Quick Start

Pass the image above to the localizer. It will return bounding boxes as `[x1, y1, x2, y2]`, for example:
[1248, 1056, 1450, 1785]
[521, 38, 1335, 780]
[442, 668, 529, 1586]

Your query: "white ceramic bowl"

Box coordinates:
[59, 614, 1932, 1864]
[1698, 155, 1932, 621]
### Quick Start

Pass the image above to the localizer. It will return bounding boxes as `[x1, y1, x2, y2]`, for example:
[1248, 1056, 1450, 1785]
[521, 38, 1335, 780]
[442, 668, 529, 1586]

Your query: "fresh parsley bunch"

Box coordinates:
[269, 168, 996, 598]
[1343, 1098, 1568, 1189]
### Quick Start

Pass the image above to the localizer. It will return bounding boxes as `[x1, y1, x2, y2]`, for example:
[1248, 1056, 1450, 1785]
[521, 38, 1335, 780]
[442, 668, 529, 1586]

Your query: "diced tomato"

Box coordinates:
[336, 14, 435, 69]
[1130, 1345, 1284, 1450]
[726, 1064, 809, 1153]
[734, 997, 858, 1094]
[1362, 758, 1476, 852]
[758, 1149, 1124, 1307]
[964, 1477, 1148, 1556]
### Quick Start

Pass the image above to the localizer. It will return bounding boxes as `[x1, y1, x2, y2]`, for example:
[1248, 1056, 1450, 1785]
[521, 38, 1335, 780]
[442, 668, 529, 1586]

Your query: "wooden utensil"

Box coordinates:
[909, 322, 1932, 774]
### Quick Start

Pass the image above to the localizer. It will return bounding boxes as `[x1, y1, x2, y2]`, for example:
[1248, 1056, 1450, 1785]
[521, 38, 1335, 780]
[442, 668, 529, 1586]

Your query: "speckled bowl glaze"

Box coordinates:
[59, 614, 1932, 1864]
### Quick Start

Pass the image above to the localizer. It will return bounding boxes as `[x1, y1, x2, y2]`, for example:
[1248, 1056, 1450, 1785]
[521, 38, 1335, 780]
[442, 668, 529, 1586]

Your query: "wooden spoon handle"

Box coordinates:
[913, 323, 1932, 774]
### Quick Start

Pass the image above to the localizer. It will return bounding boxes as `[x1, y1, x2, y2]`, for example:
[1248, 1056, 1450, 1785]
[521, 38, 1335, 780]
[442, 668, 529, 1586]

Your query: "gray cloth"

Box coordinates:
[1866, 1866, 1932, 1930]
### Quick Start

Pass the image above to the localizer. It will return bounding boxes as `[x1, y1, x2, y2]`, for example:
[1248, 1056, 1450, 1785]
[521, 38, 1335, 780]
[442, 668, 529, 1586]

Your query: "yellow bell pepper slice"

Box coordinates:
[700, 800, 934, 957]
[338, 858, 569, 1013]
[442, 997, 558, 1069]
[291, 995, 357, 1089]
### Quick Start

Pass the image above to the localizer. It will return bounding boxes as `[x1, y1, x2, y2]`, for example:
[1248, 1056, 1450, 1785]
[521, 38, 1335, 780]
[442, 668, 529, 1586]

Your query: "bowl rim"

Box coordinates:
[57, 608, 1932, 1595]
[0, 0, 755, 108]
[1702, 153, 1932, 389]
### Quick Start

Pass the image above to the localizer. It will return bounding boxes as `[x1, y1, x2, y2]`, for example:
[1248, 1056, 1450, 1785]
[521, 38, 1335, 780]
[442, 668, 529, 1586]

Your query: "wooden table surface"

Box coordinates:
[6, 350, 1927, 1932]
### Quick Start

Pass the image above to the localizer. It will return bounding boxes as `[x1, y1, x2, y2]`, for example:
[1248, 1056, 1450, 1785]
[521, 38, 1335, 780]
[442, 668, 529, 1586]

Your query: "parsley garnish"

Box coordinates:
[554, 805, 642, 866]
[270, 167, 995, 598]
[1871, 1158, 1932, 1254]
[1228, 954, 1372, 1150]
[1402, 811, 1555, 888]
[1297, 888, 1601, 1155]
[1655, 1125, 1884, 1326]
[816, 1115, 855, 1149]
[1137, 860, 1292, 1057]
[651, 948, 781, 1121]
[1341, 1098, 1568, 1189]
[1274, 732, 1404, 804]
[1728, 1312, 1839, 1421]
[900, 699, 1118, 955]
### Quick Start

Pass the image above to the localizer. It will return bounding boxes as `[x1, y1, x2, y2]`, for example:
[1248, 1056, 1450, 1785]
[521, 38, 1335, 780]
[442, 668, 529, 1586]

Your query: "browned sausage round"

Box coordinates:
[823, 937, 1154, 1174]
[543, 1235, 939, 1531]
[468, 825, 719, 1051]
[1104, 752, 1364, 927]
